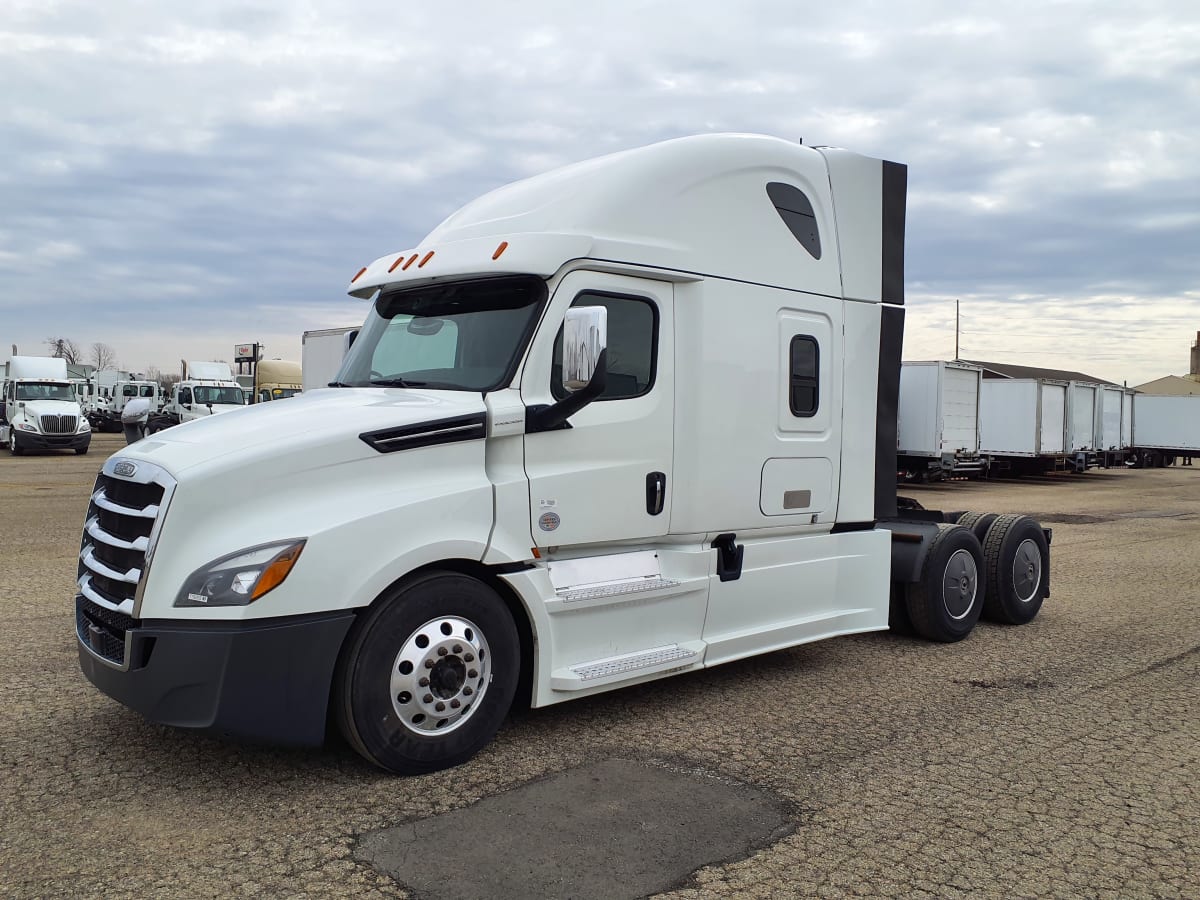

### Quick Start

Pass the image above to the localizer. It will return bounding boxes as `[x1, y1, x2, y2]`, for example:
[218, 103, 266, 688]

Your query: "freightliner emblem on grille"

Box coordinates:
[113, 461, 138, 478]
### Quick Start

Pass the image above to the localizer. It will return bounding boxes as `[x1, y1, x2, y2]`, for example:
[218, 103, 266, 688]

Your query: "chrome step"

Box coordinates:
[556, 576, 680, 603]
[550, 643, 703, 691]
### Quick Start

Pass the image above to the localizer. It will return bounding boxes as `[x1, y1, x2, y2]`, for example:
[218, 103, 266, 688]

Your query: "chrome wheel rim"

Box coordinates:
[1012, 539, 1042, 603]
[942, 549, 978, 620]
[390, 615, 491, 736]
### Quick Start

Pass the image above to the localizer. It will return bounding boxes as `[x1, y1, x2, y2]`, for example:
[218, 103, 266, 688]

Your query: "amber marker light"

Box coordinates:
[402, 253, 420, 270]
[531, 547, 541, 559]
[250, 542, 306, 601]
[492, 241, 509, 260]
[350, 266, 368, 283]
[418, 251, 435, 268]
[387, 254, 408, 273]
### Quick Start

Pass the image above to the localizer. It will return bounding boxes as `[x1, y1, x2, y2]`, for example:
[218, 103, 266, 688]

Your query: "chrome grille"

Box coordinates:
[40, 414, 78, 434]
[77, 458, 175, 667]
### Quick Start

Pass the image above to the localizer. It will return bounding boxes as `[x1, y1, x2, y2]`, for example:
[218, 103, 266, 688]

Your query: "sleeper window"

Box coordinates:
[789, 335, 819, 417]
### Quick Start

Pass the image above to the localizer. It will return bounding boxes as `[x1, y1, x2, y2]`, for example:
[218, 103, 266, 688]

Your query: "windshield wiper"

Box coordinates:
[368, 377, 426, 387]
[327, 381, 354, 387]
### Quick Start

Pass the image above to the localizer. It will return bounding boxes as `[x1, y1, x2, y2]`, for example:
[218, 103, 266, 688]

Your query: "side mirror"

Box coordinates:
[562, 306, 608, 392]
[527, 306, 609, 434]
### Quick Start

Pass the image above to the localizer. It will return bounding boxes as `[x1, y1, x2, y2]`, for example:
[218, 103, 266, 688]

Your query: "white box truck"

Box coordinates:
[75, 134, 1052, 775]
[1066, 381, 1100, 470]
[1094, 385, 1129, 467]
[302, 326, 359, 392]
[897, 360, 985, 479]
[1, 356, 92, 455]
[978, 378, 1068, 475]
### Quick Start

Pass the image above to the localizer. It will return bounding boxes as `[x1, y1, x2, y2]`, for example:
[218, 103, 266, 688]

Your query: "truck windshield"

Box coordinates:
[15, 382, 75, 402]
[192, 386, 245, 405]
[335, 275, 547, 392]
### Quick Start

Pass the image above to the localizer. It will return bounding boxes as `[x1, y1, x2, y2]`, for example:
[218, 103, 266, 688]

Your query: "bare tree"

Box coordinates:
[145, 366, 179, 394]
[92, 342, 117, 371]
[45, 337, 82, 364]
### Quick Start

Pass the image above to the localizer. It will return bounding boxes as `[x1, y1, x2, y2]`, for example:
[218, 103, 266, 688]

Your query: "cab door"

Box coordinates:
[521, 271, 674, 550]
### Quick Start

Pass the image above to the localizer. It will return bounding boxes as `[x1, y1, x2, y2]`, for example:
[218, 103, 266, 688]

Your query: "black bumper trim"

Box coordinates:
[78, 610, 356, 747]
[14, 431, 91, 450]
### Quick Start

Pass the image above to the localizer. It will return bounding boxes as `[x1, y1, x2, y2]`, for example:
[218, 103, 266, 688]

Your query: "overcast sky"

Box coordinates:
[2, 0, 1198, 386]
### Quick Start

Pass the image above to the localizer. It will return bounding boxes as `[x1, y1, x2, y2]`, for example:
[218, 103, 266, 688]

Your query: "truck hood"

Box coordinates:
[19, 399, 81, 419]
[122, 388, 488, 476]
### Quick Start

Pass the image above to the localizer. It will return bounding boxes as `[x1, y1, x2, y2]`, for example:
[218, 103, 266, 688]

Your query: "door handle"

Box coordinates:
[646, 472, 666, 516]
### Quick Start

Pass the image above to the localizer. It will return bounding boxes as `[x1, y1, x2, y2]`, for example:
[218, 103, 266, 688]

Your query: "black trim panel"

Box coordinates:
[78, 608, 356, 747]
[875, 305, 905, 520]
[360, 412, 487, 454]
[831, 521, 876, 534]
[881, 160, 907, 305]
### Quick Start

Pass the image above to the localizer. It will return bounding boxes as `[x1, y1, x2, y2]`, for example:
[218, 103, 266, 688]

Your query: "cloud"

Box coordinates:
[0, 0, 1197, 389]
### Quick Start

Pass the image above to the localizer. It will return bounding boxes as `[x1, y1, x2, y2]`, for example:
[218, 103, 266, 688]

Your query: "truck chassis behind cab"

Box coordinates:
[76, 135, 1051, 774]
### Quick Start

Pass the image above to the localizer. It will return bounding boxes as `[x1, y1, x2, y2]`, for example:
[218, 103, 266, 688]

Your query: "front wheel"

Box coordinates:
[8, 432, 21, 456]
[75, 446, 89, 455]
[335, 571, 520, 775]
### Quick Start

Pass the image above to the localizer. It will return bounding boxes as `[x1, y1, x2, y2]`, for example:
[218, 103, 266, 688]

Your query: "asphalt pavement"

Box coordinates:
[1, 434, 1196, 898]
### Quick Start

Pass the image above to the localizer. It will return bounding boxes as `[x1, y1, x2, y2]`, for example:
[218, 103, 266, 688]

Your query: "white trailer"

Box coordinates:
[302, 326, 359, 392]
[76, 134, 1053, 775]
[1129, 394, 1200, 467]
[1065, 382, 1101, 470]
[897, 361, 984, 478]
[1094, 385, 1129, 467]
[978, 378, 1068, 474]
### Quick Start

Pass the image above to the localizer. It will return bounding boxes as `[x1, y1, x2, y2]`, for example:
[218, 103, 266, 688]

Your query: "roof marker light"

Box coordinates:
[387, 254, 407, 273]
[418, 251, 435, 268]
[350, 267, 368, 283]
[492, 241, 509, 260]
[402, 253, 419, 271]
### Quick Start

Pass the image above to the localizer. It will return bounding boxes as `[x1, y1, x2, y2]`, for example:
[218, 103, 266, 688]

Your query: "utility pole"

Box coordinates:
[955, 299, 960, 360]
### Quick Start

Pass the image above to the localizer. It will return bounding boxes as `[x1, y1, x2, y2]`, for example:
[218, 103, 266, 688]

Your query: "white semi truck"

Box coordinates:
[75, 135, 1052, 775]
[1, 356, 91, 455]
[151, 361, 244, 430]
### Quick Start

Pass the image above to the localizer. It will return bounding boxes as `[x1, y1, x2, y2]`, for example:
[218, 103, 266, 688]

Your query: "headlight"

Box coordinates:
[78, 419, 91, 433]
[17, 422, 38, 432]
[175, 539, 306, 607]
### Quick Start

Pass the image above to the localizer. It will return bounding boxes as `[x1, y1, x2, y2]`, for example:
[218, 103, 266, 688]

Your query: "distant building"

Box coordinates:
[958, 359, 1118, 386]
[1131, 331, 1200, 395]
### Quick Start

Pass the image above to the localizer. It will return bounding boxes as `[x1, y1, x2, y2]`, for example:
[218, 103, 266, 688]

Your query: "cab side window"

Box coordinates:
[180, 387, 193, 405]
[552, 293, 657, 401]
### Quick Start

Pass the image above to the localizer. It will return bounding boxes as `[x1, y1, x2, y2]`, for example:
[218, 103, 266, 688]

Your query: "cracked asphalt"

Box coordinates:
[1, 435, 1197, 898]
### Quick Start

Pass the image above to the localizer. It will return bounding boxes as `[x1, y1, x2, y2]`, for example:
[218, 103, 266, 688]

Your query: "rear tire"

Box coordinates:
[335, 571, 520, 775]
[905, 524, 985, 643]
[981, 514, 1049, 625]
[956, 511, 998, 544]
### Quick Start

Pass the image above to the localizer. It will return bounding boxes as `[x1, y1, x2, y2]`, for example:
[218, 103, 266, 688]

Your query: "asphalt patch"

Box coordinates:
[354, 758, 793, 899]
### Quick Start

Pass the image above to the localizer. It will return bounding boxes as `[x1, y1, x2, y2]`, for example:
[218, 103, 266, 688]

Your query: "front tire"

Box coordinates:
[335, 571, 520, 775]
[9, 432, 22, 456]
[981, 514, 1049, 625]
[905, 524, 985, 643]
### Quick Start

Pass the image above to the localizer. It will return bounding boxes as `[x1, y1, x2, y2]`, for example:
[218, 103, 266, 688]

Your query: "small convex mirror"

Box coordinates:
[562, 305, 608, 392]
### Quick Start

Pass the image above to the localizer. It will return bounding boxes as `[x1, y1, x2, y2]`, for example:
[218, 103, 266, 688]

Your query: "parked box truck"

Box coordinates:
[897, 360, 985, 479]
[302, 326, 359, 392]
[75, 134, 1052, 775]
[1129, 394, 1200, 466]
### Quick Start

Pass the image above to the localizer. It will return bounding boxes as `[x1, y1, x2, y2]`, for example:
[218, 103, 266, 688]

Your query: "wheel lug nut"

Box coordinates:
[450, 699, 460, 709]
[424, 659, 435, 669]
[423, 694, 433, 704]
[468, 669, 478, 679]
[435, 701, 446, 712]
[464, 653, 475, 662]
[437, 647, 448, 656]
[418, 677, 429, 687]
[463, 686, 473, 696]
[453, 644, 463, 654]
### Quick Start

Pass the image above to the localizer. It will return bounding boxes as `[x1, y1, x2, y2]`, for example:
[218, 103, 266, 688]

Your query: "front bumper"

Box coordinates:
[14, 430, 90, 451]
[76, 597, 356, 747]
